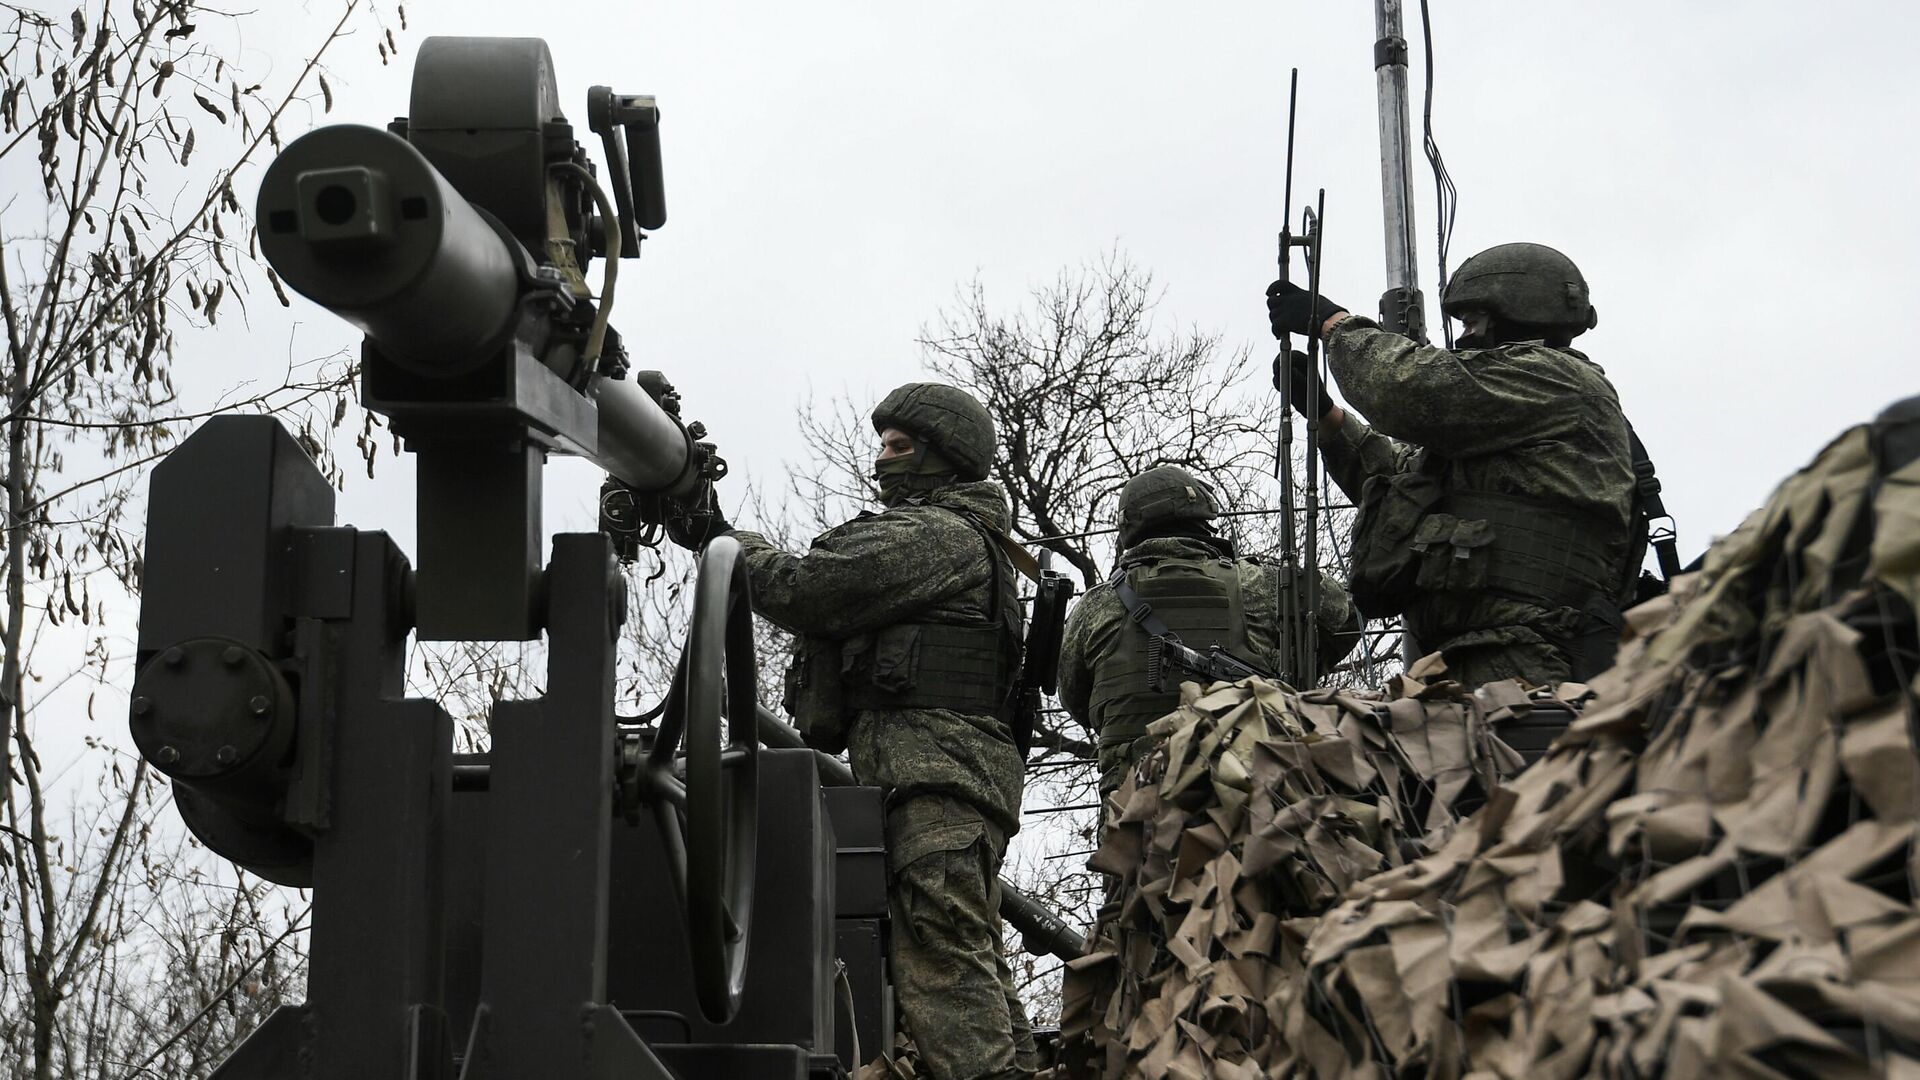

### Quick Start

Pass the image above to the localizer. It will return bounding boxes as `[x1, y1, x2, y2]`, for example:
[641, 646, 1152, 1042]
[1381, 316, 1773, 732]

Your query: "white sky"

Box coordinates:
[269, 0, 1920, 557]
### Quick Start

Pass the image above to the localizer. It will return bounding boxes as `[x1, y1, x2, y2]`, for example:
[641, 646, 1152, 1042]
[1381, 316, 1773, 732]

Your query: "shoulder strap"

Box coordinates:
[938, 507, 1010, 626]
[1625, 421, 1683, 586]
[965, 513, 1042, 583]
[1108, 568, 1176, 641]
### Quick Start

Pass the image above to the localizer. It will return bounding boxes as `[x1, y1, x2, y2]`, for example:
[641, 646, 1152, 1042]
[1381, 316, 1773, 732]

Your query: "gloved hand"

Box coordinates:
[1272, 350, 1335, 419]
[665, 501, 732, 552]
[1265, 280, 1346, 339]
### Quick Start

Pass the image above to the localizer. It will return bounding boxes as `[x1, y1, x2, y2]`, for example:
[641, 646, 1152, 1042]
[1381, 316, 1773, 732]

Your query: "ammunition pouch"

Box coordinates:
[786, 504, 1022, 752]
[1437, 491, 1617, 612]
[785, 620, 1014, 752]
[1347, 468, 1446, 618]
[1351, 463, 1622, 617]
[842, 621, 1015, 716]
[783, 636, 850, 754]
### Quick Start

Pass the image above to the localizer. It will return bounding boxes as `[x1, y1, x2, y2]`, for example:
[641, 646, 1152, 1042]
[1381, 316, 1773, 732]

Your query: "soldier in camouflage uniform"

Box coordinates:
[1265, 243, 1637, 688]
[1058, 465, 1360, 795]
[710, 383, 1037, 1080]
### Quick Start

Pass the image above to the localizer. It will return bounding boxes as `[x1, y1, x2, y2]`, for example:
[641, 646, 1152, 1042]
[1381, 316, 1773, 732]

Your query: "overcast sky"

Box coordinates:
[234, 0, 1916, 561]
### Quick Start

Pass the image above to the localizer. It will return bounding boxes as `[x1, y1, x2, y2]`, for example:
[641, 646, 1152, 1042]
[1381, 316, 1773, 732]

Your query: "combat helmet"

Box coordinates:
[1440, 242, 1598, 338]
[871, 382, 996, 481]
[1116, 465, 1220, 548]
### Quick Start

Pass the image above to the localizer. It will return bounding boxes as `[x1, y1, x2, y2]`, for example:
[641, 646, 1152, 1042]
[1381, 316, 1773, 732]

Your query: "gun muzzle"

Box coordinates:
[257, 124, 521, 375]
[257, 123, 703, 497]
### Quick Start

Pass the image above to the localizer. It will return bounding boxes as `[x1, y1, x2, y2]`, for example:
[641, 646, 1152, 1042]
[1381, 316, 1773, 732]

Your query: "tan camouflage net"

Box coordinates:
[1055, 665, 1545, 1076]
[1059, 421, 1920, 1079]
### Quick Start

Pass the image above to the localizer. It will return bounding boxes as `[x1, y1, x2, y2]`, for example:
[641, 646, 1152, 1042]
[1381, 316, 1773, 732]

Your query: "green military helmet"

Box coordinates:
[1116, 465, 1220, 548]
[1440, 242, 1598, 337]
[871, 382, 996, 481]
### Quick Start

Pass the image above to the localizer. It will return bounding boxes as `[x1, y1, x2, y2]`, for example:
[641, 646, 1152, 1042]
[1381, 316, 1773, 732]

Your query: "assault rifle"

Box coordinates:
[1147, 636, 1274, 693]
[1111, 573, 1276, 692]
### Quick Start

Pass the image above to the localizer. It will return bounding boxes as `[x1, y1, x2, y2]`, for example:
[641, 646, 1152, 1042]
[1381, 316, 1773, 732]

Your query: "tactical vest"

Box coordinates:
[1349, 465, 1624, 678]
[783, 508, 1021, 754]
[1085, 555, 1248, 791]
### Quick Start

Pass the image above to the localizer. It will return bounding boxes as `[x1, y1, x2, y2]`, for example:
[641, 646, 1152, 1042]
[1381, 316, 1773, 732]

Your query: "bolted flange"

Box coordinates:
[129, 637, 296, 789]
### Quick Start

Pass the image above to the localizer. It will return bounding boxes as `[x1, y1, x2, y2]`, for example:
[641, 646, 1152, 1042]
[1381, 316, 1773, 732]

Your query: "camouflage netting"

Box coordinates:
[1059, 418, 1920, 1079]
[1054, 662, 1547, 1077]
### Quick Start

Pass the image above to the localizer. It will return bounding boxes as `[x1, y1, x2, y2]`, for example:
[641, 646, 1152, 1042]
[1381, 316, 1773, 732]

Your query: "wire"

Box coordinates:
[1025, 505, 1357, 545]
[549, 160, 620, 380]
[1419, 0, 1459, 348]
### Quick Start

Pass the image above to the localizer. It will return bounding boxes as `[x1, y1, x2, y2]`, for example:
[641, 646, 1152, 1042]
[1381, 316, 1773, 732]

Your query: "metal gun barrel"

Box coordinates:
[257, 123, 697, 495]
[591, 374, 698, 494]
[258, 124, 520, 373]
[259, 123, 702, 495]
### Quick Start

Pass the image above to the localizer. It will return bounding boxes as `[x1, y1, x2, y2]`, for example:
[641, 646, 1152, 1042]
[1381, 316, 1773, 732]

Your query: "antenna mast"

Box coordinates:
[1373, 0, 1427, 343]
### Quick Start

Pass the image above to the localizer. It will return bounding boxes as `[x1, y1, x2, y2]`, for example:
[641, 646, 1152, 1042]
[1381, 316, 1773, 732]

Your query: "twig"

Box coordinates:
[118, 908, 313, 1078]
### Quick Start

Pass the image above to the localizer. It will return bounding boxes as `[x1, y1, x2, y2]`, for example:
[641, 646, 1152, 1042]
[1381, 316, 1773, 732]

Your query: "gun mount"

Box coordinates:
[129, 36, 958, 1080]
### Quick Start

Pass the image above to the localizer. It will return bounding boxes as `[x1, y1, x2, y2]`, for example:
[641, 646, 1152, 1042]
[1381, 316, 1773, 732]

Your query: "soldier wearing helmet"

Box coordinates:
[1264, 243, 1638, 688]
[1057, 465, 1359, 794]
[693, 382, 1037, 1080]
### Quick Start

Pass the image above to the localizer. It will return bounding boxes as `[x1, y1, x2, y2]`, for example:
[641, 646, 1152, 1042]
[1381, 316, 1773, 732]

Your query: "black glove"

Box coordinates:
[1265, 280, 1345, 340]
[665, 499, 731, 552]
[1272, 350, 1335, 419]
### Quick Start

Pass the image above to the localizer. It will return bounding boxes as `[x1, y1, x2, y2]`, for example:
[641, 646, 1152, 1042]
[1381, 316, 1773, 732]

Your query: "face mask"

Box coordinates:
[872, 444, 958, 506]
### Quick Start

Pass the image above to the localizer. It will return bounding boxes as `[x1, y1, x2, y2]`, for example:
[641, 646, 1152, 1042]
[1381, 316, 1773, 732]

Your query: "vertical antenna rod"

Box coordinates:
[1275, 69, 1304, 684]
[1373, 0, 1426, 342]
[1299, 191, 1326, 684]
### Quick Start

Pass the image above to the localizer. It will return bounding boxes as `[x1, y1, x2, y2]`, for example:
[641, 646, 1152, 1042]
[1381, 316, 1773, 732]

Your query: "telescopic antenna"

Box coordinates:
[1275, 68, 1303, 684]
[1299, 191, 1326, 683]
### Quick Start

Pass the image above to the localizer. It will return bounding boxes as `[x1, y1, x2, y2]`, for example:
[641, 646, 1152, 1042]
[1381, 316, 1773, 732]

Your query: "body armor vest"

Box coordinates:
[1085, 555, 1248, 790]
[1349, 461, 1626, 680]
[784, 508, 1021, 753]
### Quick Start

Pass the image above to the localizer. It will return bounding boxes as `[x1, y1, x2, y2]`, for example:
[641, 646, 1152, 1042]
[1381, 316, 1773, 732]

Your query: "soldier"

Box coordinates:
[1265, 242, 1638, 687]
[684, 383, 1037, 1080]
[1057, 465, 1360, 795]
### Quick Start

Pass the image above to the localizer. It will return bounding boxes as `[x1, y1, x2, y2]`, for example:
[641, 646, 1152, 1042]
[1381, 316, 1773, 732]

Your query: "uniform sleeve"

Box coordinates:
[1316, 413, 1411, 501]
[729, 515, 988, 638]
[1243, 561, 1359, 684]
[1325, 316, 1594, 456]
[1056, 587, 1116, 737]
[1314, 571, 1362, 674]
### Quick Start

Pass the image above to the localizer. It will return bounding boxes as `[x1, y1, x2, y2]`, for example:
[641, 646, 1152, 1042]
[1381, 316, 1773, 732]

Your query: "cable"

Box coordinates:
[1419, 0, 1459, 348]
[1025, 504, 1358, 545]
[549, 160, 620, 380]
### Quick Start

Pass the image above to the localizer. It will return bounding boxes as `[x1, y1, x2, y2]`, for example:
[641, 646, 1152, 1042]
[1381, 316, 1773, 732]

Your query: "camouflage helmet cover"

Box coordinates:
[1440, 242, 1598, 336]
[871, 382, 996, 481]
[1117, 465, 1220, 548]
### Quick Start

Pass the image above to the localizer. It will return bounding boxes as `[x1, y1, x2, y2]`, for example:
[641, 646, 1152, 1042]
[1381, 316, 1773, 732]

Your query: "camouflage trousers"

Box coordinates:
[886, 794, 1038, 1080]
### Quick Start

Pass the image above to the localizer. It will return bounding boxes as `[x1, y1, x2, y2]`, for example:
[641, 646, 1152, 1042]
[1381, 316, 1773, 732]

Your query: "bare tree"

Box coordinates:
[0, 3, 393, 1076]
[914, 251, 1280, 586]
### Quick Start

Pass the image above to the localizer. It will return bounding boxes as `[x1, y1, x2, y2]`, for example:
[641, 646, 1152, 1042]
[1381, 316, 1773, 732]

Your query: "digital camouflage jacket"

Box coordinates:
[730, 480, 1024, 837]
[1317, 314, 1636, 684]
